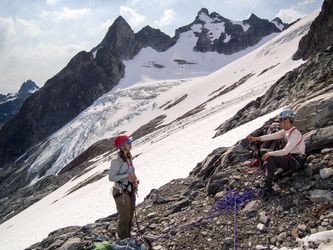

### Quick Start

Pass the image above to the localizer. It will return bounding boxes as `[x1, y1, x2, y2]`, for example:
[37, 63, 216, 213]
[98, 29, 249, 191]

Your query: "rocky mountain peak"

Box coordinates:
[195, 8, 229, 24]
[91, 16, 138, 60]
[192, 9, 282, 55]
[243, 13, 281, 34]
[248, 13, 259, 20]
[271, 17, 287, 31]
[197, 7, 209, 16]
[18, 79, 39, 93]
[0, 80, 39, 129]
[135, 26, 174, 52]
[272, 17, 283, 26]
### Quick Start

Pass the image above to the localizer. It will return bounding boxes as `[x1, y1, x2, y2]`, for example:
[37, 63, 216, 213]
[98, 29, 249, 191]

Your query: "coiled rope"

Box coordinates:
[134, 171, 263, 249]
[211, 171, 263, 249]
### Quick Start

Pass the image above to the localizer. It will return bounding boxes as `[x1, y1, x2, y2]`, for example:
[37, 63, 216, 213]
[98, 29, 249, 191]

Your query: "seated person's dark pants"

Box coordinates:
[264, 156, 298, 183]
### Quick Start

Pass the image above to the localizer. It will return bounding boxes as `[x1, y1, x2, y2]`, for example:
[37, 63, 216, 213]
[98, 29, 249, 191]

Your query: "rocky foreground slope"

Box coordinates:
[27, 3, 333, 249]
[26, 127, 333, 249]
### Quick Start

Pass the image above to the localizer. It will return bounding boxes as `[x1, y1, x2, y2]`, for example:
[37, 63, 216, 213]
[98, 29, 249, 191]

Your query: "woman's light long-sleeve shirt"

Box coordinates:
[109, 153, 136, 192]
[260, 126, 305, 156]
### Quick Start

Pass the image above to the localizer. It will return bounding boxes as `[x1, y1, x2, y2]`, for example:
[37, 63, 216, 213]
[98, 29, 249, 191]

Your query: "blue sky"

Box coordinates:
[0, 0, 324, 93]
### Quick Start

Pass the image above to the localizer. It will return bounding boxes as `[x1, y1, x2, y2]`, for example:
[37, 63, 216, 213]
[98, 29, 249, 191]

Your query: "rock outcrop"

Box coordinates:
[293, 0, 333, 60]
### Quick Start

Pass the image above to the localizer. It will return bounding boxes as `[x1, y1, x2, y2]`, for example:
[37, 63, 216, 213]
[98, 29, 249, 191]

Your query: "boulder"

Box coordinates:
[310, 189, 332, 203]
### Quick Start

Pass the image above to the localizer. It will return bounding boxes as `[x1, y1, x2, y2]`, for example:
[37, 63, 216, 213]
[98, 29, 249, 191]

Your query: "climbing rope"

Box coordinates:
[211, 171, 263, 249]
[131, 192, 144, 238]
[134, 171, 264, 249]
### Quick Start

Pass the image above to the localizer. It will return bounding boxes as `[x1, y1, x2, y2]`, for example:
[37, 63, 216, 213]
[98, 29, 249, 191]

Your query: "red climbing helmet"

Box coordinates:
[114, 134, 133, 148]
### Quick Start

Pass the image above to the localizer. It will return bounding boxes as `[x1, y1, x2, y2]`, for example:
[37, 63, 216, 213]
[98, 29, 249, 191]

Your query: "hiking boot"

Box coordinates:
[260, 182, 272, 198]
[274, 169, 293, 182]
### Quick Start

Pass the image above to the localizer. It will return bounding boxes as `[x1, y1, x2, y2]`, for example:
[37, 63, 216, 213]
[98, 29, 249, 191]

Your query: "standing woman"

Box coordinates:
[109, 134, 139, 240]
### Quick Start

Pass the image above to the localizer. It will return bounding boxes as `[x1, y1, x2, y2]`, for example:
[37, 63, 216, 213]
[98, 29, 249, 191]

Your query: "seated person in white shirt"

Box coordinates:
[247, 110, 306, 197]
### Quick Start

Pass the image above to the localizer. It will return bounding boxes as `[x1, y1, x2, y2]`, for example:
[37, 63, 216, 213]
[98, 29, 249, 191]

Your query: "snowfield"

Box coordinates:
[1, 8, 333, 250]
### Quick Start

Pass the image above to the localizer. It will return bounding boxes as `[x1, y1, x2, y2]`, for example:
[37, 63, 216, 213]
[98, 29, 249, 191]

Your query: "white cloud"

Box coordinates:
[225, 0, 263, 7]
[1, 41, 89, 90]
[16, 18, 43, 37]
[130, 0, 141, 5]
[120, 6, 145, 28]
[8, 42, 88, 63]
[88, 19, 115, 35]
[100, 19, 114, 30]
[42, 7, 91, 20]
[276, 7, 305, 23]
[275, 0, 316, 23]
[46, 0, 60, 5]
[154, 9, 175, 27]
[0, 17, 16, 45]
[57, 7, 91, 20]
[0, 17, 42, 45]
[298, 0, 316, 7]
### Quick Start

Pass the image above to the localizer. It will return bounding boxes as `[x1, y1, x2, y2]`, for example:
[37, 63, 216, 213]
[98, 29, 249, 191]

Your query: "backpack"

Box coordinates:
[77, 238, 112, 250]
[94, 240, 112, 250]
[110, 238, 151, 250]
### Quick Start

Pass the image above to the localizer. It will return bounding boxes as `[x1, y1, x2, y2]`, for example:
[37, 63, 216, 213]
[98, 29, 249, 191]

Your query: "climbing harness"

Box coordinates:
[133, 171, 264, 250]
[283, 127, 305, 170]
[113, 158, 135, 199]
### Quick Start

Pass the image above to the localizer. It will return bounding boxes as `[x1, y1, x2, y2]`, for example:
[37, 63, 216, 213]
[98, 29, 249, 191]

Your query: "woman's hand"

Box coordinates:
[127, 174, 137, 182]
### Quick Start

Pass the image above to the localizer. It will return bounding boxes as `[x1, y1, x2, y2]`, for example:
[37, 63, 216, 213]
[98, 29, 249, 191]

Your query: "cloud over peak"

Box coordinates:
[0, 17, 16, 44]
[120, 6, 145, 28]
[154, 9, 175, 27]
[42, 7, 91, 21]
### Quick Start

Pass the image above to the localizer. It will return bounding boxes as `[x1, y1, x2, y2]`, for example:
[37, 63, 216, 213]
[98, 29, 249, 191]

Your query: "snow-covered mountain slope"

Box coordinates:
[0, 9, 321, 250]
[114, 19, 280, 90]
[27, 9, 317, 181]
